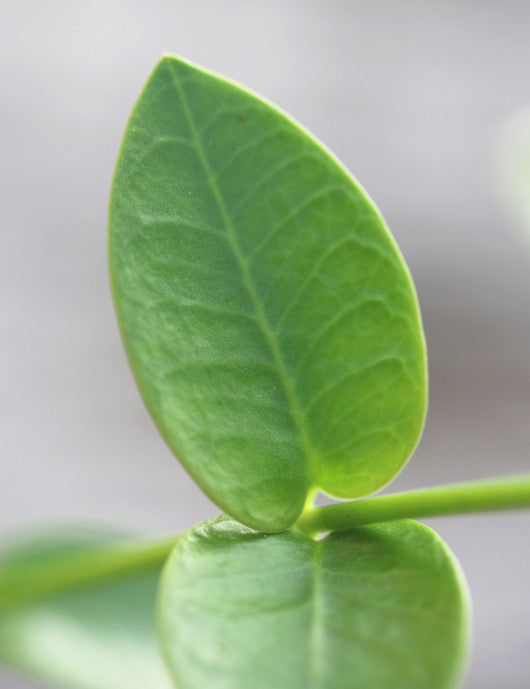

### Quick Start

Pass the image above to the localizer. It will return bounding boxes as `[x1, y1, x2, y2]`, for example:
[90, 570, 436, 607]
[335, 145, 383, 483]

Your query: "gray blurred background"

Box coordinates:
[1, 1, 529, 687]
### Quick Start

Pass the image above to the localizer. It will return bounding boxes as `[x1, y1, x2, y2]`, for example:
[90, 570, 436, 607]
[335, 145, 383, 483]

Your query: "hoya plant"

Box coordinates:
[1, 55, 529, 689]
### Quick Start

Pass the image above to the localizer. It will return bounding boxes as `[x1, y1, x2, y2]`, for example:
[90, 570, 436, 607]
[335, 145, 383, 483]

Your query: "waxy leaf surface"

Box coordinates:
[0, 531, 172, 689]
[110, 55, 427, 531]
[159, 515, 469, 689]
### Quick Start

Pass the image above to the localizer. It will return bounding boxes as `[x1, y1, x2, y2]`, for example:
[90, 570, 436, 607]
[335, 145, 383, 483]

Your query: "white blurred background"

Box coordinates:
[1, 2, 529, 687]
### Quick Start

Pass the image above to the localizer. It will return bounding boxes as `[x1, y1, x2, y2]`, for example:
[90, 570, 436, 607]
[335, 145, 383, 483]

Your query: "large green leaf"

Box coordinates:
[0, 531, 173, 689]
[159, 516, 469, 689]
[109, 55, 427, 531]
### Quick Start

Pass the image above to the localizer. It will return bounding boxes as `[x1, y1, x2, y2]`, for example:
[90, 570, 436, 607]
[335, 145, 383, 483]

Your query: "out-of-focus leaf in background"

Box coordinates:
[0, 531, 172, 689]
[497, 106, 530, 241]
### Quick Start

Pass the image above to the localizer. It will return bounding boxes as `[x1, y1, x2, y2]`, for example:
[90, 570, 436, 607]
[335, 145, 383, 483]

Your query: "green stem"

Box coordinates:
[296, 474, 530, 537]
[0, 536, 177, 613]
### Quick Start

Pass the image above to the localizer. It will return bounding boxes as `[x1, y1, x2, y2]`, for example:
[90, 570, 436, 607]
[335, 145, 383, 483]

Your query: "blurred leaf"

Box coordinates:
[0, 530, 173, 689]
[498, 106, 530, 238]
[159, 515, 469, 689]
[109, 55, 427, 532]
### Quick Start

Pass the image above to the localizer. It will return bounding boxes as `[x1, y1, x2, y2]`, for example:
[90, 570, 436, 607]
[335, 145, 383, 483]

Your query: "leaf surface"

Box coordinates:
[0, 531, 173, 689]
[109, 55, 427, 531]
[159, 515, 468, 689]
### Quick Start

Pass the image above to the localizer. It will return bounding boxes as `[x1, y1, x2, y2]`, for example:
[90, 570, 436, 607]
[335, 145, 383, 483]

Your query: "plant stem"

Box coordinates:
[296, 474, 530, 537]
[0, 536, 177, 612]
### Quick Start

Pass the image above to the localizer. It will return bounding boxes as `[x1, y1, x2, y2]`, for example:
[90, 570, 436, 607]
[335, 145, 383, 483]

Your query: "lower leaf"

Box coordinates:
[159, 515, 469, 689]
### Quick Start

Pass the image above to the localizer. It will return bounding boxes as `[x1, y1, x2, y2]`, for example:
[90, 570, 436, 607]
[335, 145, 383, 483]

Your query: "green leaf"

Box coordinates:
[0, 530, 173, 689]
[159, 516, 469, 689]
[109, 55, 427, 531]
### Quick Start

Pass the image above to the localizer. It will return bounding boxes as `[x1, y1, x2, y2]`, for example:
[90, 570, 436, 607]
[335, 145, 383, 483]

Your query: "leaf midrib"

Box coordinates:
[167, 62, 318, 487]
[309, 540, 324, 688]
[0, 537, 174, 614]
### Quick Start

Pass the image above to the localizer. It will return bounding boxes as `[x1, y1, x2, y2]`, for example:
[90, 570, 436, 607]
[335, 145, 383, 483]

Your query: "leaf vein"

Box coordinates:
[167, 63, 319, 482]
[246, 185, 347, 266]
[303, 356, 407, 414]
